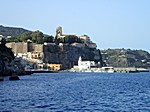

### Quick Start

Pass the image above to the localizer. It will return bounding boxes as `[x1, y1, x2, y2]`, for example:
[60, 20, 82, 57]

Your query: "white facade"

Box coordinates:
[15, 53, 28, 60]
[78, 56, 96, 71]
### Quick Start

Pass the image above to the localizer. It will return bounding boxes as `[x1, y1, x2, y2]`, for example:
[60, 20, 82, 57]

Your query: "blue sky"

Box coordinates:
[1, 0, 150, 51]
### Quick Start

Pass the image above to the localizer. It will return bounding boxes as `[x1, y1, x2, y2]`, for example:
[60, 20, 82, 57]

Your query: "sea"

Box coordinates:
[1, 72, 150, 112]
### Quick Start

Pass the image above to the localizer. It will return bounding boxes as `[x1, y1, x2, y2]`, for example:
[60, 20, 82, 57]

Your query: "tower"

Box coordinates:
[56, 26, 62, 37]
[78, 56, 82, 68]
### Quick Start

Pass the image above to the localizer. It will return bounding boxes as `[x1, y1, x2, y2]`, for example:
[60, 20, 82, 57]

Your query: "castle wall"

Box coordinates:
[33, 44, 43, 52]
[6, 42, 28, 54]
[6, 42, 44, 55]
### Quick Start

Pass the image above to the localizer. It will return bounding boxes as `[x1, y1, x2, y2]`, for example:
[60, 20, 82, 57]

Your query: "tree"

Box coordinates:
[36, 37, 44, 44]
[64, 35, 82, 44]
[31, 31, 44, 43]
[54, 36, 61, 45]
[44, 36, 54, 43]
[18, 32, 32, 41]
[7, 37, 19, 42]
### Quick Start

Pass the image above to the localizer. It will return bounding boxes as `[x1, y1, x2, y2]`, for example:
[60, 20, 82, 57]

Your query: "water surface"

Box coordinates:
[1, 72, 150, 112]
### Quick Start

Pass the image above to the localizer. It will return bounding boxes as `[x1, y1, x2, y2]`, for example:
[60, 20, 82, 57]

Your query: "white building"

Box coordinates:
[78, 56, 96, 71]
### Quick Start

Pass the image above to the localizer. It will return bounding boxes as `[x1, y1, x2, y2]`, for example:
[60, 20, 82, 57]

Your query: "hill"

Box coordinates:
[0, 25, 30, 37]
[101, 49, 150, 68]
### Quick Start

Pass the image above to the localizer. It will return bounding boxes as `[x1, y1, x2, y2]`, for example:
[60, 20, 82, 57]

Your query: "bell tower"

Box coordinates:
[56, 26, 62, 37]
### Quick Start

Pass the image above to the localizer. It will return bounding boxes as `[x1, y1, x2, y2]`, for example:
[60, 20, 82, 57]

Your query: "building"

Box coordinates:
[56, 26, 91, 44]
[79, 35, 90, 43]
[78, 56, 96, 71]
[31, 51, 41, 59]
[47, 64, 61, 71]
[56, 26, 77, 38]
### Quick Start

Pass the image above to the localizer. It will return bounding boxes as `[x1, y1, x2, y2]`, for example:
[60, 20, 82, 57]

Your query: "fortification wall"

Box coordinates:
[6, 42, 43, 54]
[6, 42, 28, 54]
[33, 44, 43, 52]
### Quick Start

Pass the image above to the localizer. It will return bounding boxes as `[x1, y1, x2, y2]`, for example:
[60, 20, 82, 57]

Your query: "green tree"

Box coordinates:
[19, 32, 32, 41]
[64, 35, 82, 44]
[31, 31, 44, 43]
[54, 36, 60, 45]
[6, 37, 19, 42]
[44, 36, 54, 43]
[37, 37, 44, 44]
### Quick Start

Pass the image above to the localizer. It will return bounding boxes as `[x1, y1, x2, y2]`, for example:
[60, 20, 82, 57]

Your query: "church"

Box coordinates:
[78, 56, 97, 71]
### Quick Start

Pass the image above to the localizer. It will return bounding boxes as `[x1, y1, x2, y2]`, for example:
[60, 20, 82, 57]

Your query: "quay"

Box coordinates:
[68, 67, 149, 73]
[24, 69, 57, 75]
[114, 67, 149, 73]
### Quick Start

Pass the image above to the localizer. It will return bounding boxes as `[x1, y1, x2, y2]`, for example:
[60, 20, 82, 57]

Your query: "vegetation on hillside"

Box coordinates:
[54, 35, 83, 45]
[0, 25, 29, 37]
[7, 31, 54, 44]
[101, 49, 150, 68]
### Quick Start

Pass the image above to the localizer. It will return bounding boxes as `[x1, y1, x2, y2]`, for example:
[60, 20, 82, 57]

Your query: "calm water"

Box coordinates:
[1, 72, 150, 112]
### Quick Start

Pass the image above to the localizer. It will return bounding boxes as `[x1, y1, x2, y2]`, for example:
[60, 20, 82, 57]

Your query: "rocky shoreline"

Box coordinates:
[0, 38, 26, 80]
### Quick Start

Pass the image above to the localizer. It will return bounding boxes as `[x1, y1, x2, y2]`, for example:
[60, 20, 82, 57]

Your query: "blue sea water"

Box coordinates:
[1, 72, 150, 112]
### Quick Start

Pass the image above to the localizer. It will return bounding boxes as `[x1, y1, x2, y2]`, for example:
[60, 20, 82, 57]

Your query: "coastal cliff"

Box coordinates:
[0, 39, 24, 76]
[43, 44, 103, 69]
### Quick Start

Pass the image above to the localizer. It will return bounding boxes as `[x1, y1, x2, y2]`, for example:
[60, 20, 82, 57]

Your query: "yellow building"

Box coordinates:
[79, 35, 91, 43]
[47, 64, 61, 71]
[31, 51, 41, 59]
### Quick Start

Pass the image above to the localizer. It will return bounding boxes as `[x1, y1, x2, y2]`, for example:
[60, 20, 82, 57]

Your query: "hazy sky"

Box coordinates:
[1, 0, 150, 51]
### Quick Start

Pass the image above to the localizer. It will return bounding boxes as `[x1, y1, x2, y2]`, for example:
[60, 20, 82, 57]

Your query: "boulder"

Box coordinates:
[9, 75, 20, 81]
[0, 77, 3, 81]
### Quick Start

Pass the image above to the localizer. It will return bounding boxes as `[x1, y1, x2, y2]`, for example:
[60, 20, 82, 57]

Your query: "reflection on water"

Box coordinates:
[1, 72, 150, 111]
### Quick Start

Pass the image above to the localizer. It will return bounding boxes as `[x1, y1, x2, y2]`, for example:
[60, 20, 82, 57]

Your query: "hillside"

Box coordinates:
[101, 49, 150, 68]
[0, 25, 30, 37]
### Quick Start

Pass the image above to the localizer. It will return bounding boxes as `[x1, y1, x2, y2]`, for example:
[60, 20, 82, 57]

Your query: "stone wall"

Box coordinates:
[33, 44, 43, 52]
[6, 42, 43, 54]
[6, 42, 28, 54]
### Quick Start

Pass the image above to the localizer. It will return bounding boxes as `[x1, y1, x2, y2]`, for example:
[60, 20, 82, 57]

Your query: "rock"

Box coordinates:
[43, 44, 103, 69]
[0, 77, 3, 81]
[9, 75, 20, 81]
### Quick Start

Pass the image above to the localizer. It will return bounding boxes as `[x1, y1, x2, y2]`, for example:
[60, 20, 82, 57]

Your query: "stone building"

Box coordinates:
[56, 26, 90, 43]
[55, 26, 97, 49]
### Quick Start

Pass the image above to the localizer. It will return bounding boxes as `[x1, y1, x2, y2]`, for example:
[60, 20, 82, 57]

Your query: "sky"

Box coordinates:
[1, 0, 150, 51]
